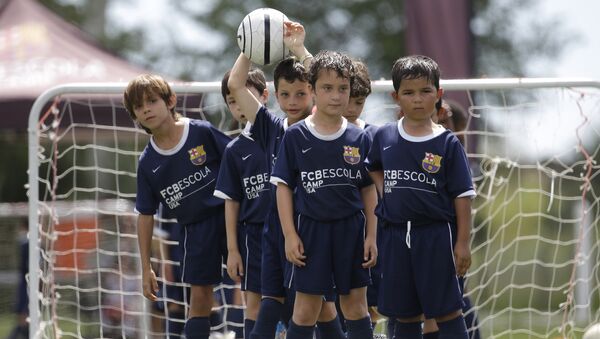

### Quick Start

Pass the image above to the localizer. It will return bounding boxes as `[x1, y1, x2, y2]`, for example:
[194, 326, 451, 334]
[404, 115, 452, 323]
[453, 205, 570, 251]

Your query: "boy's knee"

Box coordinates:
[317, 301, 338, 322]
[244, 292, 262, 319]
[339, 289, 368, 320]
[293, 307, 318, 326]
[189, 285, 214, 316]
[293, 294, 323, 325]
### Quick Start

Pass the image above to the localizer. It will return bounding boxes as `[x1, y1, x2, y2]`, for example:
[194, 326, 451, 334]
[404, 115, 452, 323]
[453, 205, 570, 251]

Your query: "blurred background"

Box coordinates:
[0, 0, 590, 199]
[1, 0, 599, 337]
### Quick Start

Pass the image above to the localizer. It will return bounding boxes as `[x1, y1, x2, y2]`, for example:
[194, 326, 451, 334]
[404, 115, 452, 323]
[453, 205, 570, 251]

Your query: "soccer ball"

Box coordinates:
[236, 8, 289, 65]
[584, 324, 600, 339]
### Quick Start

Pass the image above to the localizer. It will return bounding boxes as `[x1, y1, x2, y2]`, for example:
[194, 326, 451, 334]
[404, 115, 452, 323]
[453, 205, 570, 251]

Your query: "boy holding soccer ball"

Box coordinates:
[365, 55, 475, 339]
[124, 74, 231, 339]
[229, 20, 345, 339]
[214, 68, 271, 338]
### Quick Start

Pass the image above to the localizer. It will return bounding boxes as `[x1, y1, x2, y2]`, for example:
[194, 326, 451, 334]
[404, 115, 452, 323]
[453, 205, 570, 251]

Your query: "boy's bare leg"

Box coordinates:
[184, 285, 214, 339]
[339, 287, 373, 339]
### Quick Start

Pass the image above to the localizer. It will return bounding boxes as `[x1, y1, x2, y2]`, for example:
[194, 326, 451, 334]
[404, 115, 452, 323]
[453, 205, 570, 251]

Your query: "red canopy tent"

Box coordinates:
[0, 0, 150, 130]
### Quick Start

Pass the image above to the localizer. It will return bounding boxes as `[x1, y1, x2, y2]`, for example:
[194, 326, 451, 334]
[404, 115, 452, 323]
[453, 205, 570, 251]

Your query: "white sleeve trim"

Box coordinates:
[213, 190, 233, 200]
[133, 208, 154, 215]
[153, 227, 169, 239]
[270, 176, 288, 186]
[457, 189, 476, 199]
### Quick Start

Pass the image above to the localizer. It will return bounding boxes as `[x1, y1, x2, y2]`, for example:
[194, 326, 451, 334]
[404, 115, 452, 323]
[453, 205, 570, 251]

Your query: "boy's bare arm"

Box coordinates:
[361, 184, 378, 268]
[137, 214, 158, 300]
[454, 197, 472, 276]
[225, 199, 244, 282]
[224, 199, 240, 253]
[283, 21, 312, 69]
[153, 228, 174, 282]
[368, 170, 384, 199]
[228, 53, 262, 124]
[277, 183, 306, 266]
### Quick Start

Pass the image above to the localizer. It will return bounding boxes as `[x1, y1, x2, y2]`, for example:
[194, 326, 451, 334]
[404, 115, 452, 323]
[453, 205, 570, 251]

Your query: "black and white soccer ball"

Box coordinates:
[584, 324, 600, 339]
[236, 8, 289, 65]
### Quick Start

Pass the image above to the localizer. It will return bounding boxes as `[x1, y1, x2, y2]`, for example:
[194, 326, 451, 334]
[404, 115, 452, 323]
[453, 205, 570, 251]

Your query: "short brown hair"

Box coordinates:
[123, 74, 178, 134]
[308, 50, 354, 89]
[391, 55, 440, 93]
[350, 59, 371, 98]
[273, 56, 309, 92]
[221, 68, 267, 102]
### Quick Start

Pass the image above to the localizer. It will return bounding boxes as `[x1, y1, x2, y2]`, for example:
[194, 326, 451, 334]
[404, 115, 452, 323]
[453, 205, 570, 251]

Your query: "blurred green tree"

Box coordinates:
[38, 0, 573, 80]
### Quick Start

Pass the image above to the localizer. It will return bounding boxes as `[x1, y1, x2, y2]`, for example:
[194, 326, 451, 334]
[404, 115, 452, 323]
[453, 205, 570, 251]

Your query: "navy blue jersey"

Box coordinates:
[365, 118, 475, 224]
[271, 118, 373, 221]
[214, 125, 271, 224]
[364, 123, 378, 141]
[249, 106, 288, 210]
[136, 118, 230, 225]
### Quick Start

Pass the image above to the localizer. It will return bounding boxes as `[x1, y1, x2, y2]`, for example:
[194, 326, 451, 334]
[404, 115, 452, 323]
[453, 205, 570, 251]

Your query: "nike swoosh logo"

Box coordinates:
[152, 166, 161, 173]
[383, 146, 392, 151]
[242, 154, 252, 160]
[302, 148, 312, 154]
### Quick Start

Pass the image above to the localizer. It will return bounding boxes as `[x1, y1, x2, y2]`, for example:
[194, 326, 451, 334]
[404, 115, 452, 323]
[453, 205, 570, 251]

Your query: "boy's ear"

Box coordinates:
[260, 89, 269, 104]
[167, 94, 177, 109]
[390, 90, 399, 103]
[436, 87, 444, 103]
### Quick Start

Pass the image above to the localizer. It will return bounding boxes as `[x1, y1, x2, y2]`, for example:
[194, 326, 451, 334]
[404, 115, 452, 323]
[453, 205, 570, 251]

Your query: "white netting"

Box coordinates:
[31, 84, 245, 338]
[29, 80, 600, 338]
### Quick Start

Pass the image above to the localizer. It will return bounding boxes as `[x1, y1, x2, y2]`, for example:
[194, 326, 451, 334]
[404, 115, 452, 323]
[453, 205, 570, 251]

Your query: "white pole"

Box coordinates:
[27, 84, 46, 339]
[574, 199, 592, 326]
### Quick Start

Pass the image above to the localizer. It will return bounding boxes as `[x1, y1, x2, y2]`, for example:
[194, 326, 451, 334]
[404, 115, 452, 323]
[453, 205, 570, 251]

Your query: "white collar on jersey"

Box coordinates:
[150, 117, 190, 155]
[356, 118, 366, 130]
[397, 117, 446, 142]
[304, 115, 348, 141]
[283, 117, 289, 130]
[241, 121, 254, 140]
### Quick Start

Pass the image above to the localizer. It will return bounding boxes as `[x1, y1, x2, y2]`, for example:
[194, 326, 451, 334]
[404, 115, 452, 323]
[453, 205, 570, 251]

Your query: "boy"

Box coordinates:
[343, 58, 384, 331]
[214, 68, 271, 338]
[228, 22, 344, 339]
[270, 50, 378, 339]
[423, 99, 480, 339]
[344, 59, 377, 139]
[365, 55, 475, 339]
[152, 206, 186, 337]
[436, 99, 468, 146]
[124, 74, 231, 339]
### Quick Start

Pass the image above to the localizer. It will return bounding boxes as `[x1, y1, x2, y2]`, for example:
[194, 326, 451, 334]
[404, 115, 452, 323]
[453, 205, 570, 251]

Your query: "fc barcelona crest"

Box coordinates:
[343, 146, 361, 165]
[189, 145, 207, 166]
[422, 152, 442, 173]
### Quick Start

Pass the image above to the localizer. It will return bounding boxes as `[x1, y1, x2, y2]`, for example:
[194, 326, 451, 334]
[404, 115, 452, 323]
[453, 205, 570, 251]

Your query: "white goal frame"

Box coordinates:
[27, 78, 600, 338]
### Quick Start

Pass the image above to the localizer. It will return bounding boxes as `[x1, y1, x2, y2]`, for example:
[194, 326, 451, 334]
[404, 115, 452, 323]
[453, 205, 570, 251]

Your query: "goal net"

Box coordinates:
[28, 79, 600, 338]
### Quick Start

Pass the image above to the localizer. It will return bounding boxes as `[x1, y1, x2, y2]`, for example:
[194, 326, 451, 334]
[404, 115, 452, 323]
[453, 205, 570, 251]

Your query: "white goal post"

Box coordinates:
[28, 78, 600, 338]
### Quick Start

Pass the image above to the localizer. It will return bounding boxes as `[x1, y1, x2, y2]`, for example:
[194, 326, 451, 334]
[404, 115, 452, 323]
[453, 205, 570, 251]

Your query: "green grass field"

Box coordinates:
[0, 311, 591, 338]
[0, 313, 16, 337]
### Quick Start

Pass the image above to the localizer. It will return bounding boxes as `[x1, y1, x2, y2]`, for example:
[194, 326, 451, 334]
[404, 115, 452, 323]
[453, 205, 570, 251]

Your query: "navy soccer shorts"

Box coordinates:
[238, 221, 263, 293]
[286, 212, 371, 296]
[260, 210, 289, 298]
[378, 221, 464, 319]
[180, 209, 227, 286]
[366, 219, 384, 307]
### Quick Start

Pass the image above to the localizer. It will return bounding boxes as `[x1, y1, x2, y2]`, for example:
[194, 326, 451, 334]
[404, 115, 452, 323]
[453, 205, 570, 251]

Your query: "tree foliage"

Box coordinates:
[38, 0, 572, 80]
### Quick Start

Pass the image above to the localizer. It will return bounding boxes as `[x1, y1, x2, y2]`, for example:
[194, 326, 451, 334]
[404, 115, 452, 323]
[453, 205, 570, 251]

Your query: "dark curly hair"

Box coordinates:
[308, 50, 355, 89]
[391, 55, 440, 92]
